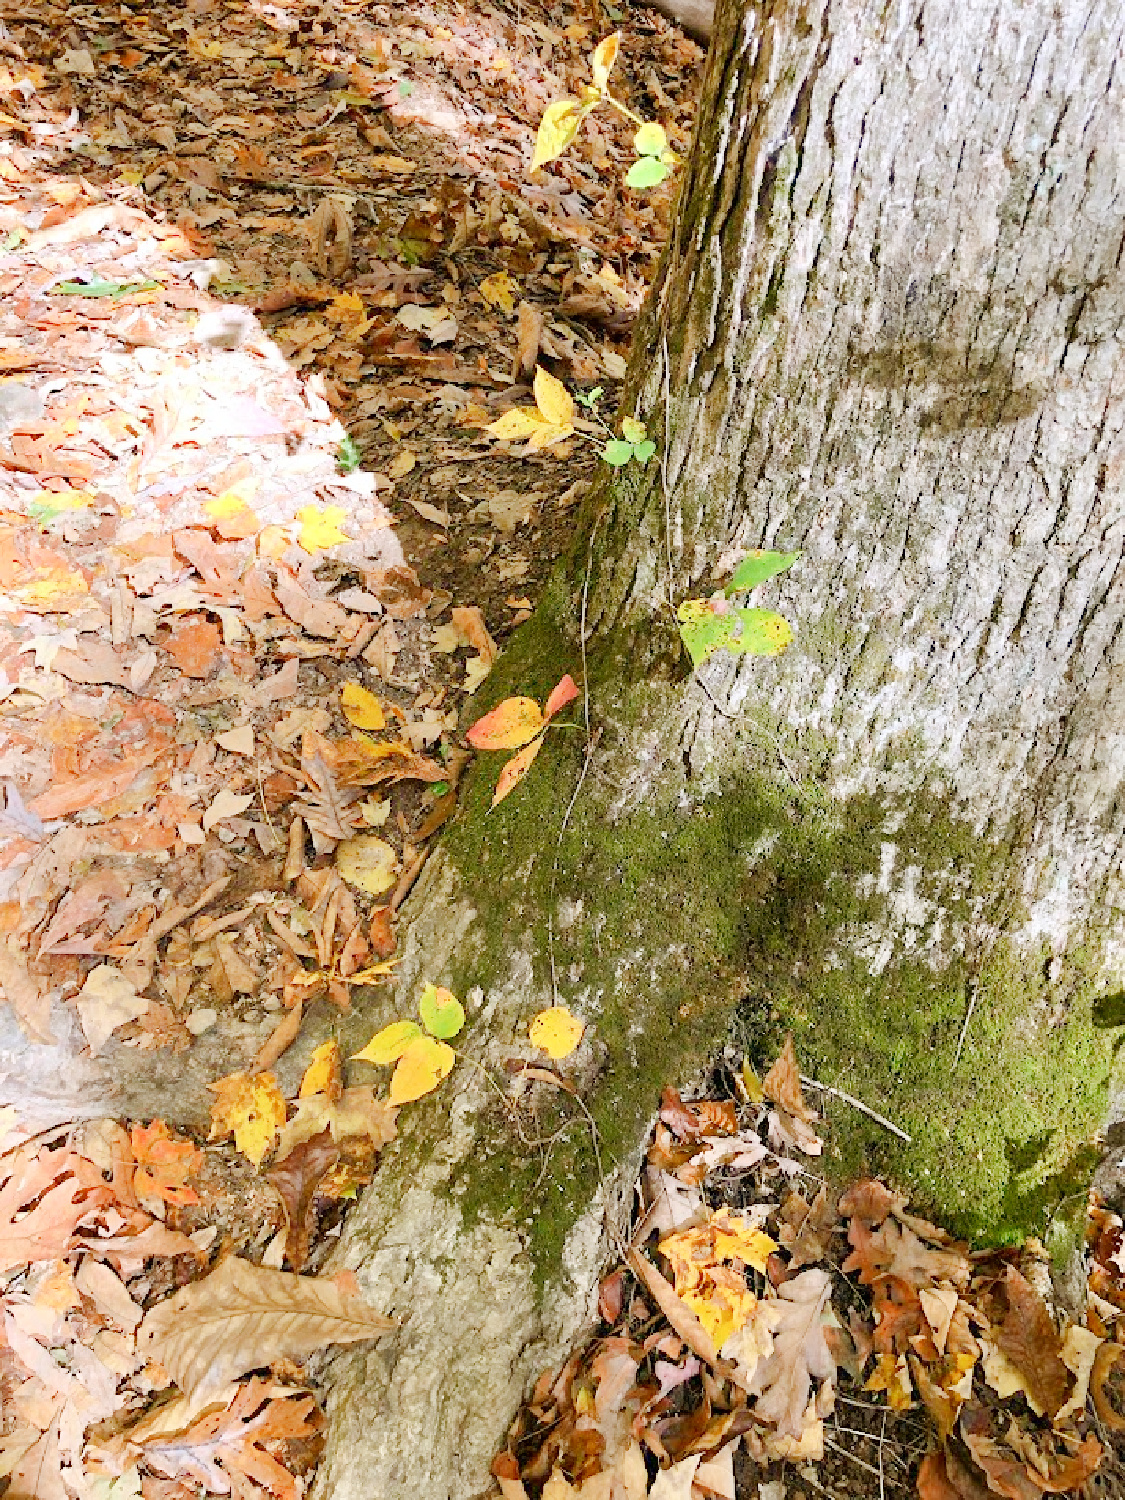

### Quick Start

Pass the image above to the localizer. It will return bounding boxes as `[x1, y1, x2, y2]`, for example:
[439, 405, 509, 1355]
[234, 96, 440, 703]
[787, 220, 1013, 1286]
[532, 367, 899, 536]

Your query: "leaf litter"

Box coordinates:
[0, 0, 1121, 1495]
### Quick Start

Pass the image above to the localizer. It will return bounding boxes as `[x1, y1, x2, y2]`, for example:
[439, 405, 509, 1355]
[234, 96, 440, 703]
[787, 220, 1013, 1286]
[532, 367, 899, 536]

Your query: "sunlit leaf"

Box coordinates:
[492, 733, 545, 807]
[300, 1039, 342, 1099]
[418, 983, 465, 1040]
[621, 416, 646, 444]
[590, 32, 620, 92]
[340, 681, 385, 730]
[634, 439, 656, 462]
[467, 696, 546, 749]
[390, 1036, 456, 1103]
[353, 1020, 423, 1065]
[479, 271, 518, 313]
[543, 673, 580, 720]
[633, 121, 668, 156]
[296, 504, 350, 552]
[603, 438, 634, 467]
[529, 1006, 585, 1059]
[208, 1072, 287, 1168]
[626, 156, 670, 189]
[485, 407, 555, 441]
[533, 366, 575, 430]
[531, 96, 594, 169]
[728, 549, 800, 592]
[676, 600, 793, 666]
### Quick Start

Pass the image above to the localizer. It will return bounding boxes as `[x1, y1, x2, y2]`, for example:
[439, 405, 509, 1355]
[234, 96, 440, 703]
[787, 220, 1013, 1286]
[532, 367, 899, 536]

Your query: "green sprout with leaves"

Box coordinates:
[677, 550, 800, 667]
[486, 367, 655, 469]
[531, 33, 678, 190]
[336, 433, 362, 474]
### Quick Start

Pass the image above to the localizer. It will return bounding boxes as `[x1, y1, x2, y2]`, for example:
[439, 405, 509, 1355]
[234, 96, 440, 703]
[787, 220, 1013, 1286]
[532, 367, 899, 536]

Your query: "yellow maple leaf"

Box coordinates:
[296, 504, 350, 552]
[659, 1209, 777, 1348]
[207, 1071, 287, 1168]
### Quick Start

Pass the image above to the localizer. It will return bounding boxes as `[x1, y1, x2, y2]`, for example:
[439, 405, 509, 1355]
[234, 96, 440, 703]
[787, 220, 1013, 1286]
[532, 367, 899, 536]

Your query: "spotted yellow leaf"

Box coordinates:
[467, 696, 546, 750]
[336, 835, 398, 896]
[529, 1005, 585, 1059]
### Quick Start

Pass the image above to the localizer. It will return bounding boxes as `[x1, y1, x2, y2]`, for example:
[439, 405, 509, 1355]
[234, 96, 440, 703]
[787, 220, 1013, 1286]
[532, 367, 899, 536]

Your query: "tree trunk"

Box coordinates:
[315, 0, 1125, 1494]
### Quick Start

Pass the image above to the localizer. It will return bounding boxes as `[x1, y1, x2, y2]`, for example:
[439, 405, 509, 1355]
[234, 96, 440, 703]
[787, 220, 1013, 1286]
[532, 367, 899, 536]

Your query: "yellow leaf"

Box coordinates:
[300, 1039, 342, 1099]
[485, 407, 555, 442]
[390, 1035, 455, 1103]
[529, 1005, 585, 1059]
[352, 1020, 423, 1065]
[207, 1071, 287, 1168]
[532, 366, 575, 431]
[590, 32, 620, 92]
[204, 493, 251, 521]
[492, 733, 545, 807]
[467, 696, 546, 750]
[336, 835, 399, 896]
[621, 416, 646, 444]
[340, 681, 385, 730]
[531, 96, 593, 169]
[296, 504, 350, 552]
[479, 271, 518, 313]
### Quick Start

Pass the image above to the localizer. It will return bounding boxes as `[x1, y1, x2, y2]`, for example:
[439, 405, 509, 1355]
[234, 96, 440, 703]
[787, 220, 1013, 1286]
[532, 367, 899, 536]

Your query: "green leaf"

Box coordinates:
[336, 434, 362, 474]
[676, 601, 793, 666]
[728, 549, 800, 592]
[52, 275, 160, 297]
[729, 607, 793, 655]
[633, 122, 668, 157]
[603, 439, 635, 467]
[633, 439, 656, 462]
[397, 79, 414, 97]
[418, 983, 465, 1040]
[625, 156, 669, 189]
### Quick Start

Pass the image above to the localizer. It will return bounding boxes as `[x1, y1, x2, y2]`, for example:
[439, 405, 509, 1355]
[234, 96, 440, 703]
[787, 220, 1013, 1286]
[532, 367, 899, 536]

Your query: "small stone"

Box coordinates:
[186, 1008, 218, 1036]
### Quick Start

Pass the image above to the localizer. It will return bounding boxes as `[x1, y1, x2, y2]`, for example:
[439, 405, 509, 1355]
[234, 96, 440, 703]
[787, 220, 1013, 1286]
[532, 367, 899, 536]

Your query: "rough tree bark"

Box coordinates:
[315, 1, 1125, 1495]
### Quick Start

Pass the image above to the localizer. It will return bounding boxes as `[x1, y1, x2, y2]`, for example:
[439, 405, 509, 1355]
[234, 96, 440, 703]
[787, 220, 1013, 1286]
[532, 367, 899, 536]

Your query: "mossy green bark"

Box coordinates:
[433, 594, 1117, 1281]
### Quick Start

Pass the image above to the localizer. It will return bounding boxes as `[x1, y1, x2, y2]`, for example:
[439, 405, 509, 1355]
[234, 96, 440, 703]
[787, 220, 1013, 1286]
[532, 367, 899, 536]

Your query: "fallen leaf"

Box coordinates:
[529, 1006, 584, 1059]
[353, 1020, 424, 1064]
[131, 1120, 203, 1206]
[267, 1128, 339, 1270]
[492, 733, 546, 806]
[208, 1072, 287, 1168]
[389, 1035, 455, 1103]
[336, 834, 398, 895]
[418, 983, 465, 1039]
[340, 682, 385, 730]
[76, 964, 150, 1054]
[296, 504, 350, 552]
[138, 1256, 394, 1397]
[467, 696, 545, 750]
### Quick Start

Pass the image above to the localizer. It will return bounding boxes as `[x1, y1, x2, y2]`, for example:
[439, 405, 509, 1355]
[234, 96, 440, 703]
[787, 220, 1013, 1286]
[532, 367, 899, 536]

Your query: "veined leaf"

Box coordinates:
[532, 366, 575, 430]
[352, 1020, 422, 1064]
[676, 600, 793, 666]
[531, 96, 594, 169]
[603, 438, 635, 467]
[340, 682, 384, 730]
[543, 673, 580, 720]
[486, 408, 556, 441]
[467, 696, 546, 749]
[728, 549, 800, 592]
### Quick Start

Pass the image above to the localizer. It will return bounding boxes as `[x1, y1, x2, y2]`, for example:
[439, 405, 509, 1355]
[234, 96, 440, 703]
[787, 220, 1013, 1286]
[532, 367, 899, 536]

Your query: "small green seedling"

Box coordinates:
[677, 550, 800, 667]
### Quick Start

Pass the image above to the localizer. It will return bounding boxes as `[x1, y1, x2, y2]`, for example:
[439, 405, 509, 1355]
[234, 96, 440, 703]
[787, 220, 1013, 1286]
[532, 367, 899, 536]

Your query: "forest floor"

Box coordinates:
[0, 0, 1122, 1497]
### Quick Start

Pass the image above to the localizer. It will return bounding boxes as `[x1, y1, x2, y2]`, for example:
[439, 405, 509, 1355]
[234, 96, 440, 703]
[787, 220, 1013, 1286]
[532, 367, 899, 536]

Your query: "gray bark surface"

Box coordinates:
[316, 1, 1125, 1497]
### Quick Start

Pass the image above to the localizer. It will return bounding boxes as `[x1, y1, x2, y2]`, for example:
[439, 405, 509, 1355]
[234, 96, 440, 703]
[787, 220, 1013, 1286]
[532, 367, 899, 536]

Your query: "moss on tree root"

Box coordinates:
[425, 607, 1117, 1293]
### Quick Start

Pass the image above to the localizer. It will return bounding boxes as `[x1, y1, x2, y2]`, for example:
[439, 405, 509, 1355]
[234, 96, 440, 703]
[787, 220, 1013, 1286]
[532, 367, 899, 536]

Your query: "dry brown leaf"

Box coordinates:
[994, 1265, 1070, 1420]
[134, 1376, 321, 1497]
[761, 1034, 816, 1123]
[138, 1255, 395, 1397]
[740, 1269, 835, 1438]
[267, 1128, 338, 1270]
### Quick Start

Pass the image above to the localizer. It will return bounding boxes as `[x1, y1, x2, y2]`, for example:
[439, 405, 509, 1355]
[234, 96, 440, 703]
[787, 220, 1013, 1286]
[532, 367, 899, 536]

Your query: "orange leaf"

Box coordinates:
[467, 696, 545, 750]
[165, 617, 223, 679]
[131, 1120, 203, 1206]
[491, 733, 545, 807]
[543, 673, 579, 720]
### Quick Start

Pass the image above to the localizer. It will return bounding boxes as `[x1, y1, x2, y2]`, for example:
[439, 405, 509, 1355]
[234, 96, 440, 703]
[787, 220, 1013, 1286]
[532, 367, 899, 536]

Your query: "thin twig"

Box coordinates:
[800, 1074, 912, 1143]
[660, 332, 674, 610]
[824, 1436, 885, 1479]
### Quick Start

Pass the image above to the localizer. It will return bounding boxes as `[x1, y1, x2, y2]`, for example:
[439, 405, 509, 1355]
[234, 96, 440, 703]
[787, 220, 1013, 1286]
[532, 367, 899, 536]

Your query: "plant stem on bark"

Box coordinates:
[315, 1, 1125, 1494]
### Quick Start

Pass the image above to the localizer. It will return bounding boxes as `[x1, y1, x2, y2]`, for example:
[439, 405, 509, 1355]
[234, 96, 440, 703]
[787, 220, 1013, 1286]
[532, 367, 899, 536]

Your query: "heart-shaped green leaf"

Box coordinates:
[418, 983, 465, 1040]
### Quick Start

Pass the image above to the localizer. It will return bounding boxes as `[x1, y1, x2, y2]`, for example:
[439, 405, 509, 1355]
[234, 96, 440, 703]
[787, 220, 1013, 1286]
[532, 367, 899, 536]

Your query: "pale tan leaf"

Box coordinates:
[138, 1256, 395, 1398]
